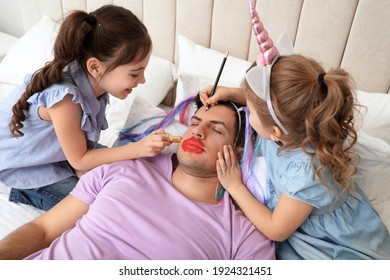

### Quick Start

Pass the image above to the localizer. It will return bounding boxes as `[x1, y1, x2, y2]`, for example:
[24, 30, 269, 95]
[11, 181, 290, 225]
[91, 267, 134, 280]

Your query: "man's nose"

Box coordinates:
[192, 126, 204, 139]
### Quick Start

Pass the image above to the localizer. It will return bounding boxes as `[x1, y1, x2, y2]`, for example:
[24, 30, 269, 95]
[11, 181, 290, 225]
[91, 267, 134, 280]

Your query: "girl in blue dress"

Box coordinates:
[0, 5, 171, 211]
[199, 0, 390, 259]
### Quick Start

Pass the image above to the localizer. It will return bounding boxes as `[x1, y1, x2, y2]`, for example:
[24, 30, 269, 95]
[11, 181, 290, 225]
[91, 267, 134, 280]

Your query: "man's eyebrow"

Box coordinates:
[191, 115, 229, 129]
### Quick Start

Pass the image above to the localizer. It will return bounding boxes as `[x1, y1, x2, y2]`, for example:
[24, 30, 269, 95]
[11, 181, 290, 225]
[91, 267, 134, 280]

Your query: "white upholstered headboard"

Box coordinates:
[14, 0, 390, 93]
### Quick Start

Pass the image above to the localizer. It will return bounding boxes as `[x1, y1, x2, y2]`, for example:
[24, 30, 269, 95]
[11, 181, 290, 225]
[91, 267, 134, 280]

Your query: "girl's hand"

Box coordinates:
[199, 85, 246, 108]
[216, 145, 243, 192]
[199, 85, 232, 108]
[131, 128, 172, 158]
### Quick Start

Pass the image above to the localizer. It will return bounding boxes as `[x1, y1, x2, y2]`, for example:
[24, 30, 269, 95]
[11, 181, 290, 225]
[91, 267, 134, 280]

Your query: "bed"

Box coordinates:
[0, 0, 389, 241]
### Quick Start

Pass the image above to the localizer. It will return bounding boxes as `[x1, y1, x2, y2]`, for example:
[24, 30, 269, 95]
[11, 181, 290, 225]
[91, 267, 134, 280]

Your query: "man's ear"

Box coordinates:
[270, 126, 283, 142]
[86, 57, 104, 78]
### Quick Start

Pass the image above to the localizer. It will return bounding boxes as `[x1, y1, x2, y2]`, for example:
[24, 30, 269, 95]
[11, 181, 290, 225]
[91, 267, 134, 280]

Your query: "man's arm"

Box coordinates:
[0, 195, 89, 259]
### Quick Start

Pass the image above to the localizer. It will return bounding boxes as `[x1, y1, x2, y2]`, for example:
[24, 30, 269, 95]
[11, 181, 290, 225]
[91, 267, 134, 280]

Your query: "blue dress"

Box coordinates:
[0, 62, 109, 189]
[261, 139, 390, 259]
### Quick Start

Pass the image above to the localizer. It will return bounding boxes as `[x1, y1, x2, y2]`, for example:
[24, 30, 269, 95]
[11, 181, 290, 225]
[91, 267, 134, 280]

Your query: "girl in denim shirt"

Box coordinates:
[0, 5, 171, 211]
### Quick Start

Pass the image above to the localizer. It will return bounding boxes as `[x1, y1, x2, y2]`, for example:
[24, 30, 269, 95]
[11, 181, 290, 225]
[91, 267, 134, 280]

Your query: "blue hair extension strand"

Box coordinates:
[240, 108, 268, 205]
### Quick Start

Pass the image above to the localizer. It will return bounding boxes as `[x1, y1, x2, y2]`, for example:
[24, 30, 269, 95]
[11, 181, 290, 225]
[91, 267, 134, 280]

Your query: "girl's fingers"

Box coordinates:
[217, 152, 227, 172]
[228, 145, 238, 166]
[222, 146, 230, 167]
[154, 128, 166, 135]
[199, 92, 209, 105]
[223, 145, 237, 167]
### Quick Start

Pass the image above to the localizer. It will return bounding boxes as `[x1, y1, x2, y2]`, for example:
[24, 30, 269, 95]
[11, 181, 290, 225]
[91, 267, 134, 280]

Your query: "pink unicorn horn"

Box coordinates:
[249, 0, 279, 66]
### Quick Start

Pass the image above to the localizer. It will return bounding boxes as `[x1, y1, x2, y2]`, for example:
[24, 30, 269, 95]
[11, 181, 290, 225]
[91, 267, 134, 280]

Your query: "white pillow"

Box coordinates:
[353, 90, 390, 230]
[354, 131, 390, 230]
[0, 32, 18, 61]
[0, 15, 59, 86]
[355, 90, 390, 144]
[132, 55, 176, 106]
[0, 83, 17, 101]
[176, 72, 238, 107]
[177, 72, 214, 99]
[175, 35, 252, 106]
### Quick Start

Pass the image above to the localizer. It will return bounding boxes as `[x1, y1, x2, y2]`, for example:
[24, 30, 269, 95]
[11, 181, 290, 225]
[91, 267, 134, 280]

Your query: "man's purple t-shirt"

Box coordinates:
[26, 154, 275, 260]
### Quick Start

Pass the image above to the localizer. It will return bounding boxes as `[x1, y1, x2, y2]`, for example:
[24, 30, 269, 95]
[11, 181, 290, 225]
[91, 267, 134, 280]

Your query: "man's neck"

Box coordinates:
[171, 166, 220, 204]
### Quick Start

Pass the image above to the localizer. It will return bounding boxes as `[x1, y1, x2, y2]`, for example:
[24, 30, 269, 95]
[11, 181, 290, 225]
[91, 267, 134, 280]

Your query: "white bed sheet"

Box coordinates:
[0, 182, 45, 239]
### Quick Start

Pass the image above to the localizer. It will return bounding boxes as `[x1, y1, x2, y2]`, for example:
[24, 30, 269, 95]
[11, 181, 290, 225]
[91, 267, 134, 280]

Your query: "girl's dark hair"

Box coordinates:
[245, 54, 359, 193]
[9, 5, 152, 137]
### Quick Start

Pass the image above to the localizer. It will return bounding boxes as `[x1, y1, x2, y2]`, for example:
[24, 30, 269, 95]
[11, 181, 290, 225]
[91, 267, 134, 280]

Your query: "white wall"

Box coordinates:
[0, 0, 24, 37]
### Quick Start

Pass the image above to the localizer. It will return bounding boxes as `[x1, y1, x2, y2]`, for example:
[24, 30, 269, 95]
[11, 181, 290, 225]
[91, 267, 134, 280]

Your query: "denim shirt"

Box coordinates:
[0, 62, 109, 189]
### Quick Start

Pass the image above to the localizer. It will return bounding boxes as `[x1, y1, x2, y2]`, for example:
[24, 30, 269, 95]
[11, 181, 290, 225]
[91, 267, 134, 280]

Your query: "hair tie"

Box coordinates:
[85, 13, 97, 26]
[318, 73, 327, 94]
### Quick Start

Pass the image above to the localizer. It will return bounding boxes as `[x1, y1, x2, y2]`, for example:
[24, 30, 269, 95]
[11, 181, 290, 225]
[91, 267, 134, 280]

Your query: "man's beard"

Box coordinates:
[176, 149, 216, 178]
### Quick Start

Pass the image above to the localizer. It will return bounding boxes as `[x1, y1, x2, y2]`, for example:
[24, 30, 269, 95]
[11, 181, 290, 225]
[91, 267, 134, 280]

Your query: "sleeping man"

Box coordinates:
[0, 96, 275, 260]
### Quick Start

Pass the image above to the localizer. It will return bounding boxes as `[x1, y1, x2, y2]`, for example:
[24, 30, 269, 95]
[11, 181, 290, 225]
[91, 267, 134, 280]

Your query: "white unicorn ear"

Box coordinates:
[245, 64, 289, 135]
[245, 65, 271, 101]
[246, 32, 294, 102]
[276, 32, 294, 56]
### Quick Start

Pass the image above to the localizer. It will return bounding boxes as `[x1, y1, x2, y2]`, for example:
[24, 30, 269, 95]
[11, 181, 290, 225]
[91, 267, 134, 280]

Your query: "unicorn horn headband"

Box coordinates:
[245, 0, 294, 135]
